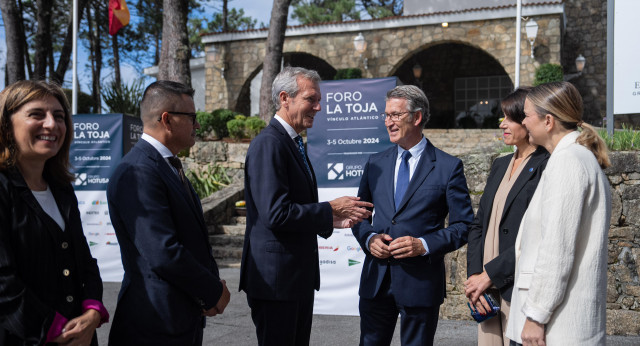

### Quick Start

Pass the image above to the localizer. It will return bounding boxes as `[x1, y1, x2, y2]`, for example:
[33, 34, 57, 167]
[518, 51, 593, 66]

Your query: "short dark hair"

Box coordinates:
[0, 80, 74, 184]
[500, 87, 531, 124]
[386, 85, 430, 128]
[140, 80, 195, 124]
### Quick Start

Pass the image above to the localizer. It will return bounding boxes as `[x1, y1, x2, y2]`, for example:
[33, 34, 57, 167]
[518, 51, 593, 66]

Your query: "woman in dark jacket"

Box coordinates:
[0, 80, 108, 345]
[465, 87, 549, 346]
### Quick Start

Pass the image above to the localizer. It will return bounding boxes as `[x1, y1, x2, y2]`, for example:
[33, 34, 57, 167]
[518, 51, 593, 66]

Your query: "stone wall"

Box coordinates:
[562, 0, 608, 124]
[187, 138, 640, 335]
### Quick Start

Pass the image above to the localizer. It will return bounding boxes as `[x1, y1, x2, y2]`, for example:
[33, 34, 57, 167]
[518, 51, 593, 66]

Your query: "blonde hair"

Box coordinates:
[0, 80, 74, 183]
[527, 81, 610, 169]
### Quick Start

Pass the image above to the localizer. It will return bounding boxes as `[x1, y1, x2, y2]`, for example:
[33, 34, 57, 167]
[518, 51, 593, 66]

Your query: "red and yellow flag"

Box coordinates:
[109, 0, 130, 36]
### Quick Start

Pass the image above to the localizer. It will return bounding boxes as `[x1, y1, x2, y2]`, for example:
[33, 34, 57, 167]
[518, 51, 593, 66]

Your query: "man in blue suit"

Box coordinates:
[107, 81, 230, 345]
[352, 85, 474, 346]
[240, 67, 373, 346]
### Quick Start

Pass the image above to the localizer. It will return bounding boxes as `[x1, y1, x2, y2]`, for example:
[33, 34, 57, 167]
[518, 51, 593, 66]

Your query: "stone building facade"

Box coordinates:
[202, 2, 565, 126]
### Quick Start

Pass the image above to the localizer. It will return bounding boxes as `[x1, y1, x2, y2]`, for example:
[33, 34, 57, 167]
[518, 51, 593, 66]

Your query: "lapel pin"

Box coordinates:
[529, 167, 533, 172]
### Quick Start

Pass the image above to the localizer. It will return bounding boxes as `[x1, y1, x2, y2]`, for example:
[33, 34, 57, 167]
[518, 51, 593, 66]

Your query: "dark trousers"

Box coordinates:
[359, 270, 439, 346]
[247, 294, 314, 346]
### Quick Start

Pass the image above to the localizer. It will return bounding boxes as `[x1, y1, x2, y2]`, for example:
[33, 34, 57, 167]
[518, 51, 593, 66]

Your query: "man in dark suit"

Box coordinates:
[352, 85, 474, 346]
[240, 67, 373, 346]
[107, 81, 230, 345]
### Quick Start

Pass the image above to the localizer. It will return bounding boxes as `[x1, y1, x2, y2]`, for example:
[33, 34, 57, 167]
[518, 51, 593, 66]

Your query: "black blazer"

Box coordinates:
[466, 146, 549, 301]
[107, 139, 223, 344]
[239, 118, 333, 301]
[0, 168, 103, 345]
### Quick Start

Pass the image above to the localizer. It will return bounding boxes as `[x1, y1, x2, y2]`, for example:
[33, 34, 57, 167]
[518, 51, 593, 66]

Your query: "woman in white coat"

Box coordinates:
[505, 81, 611, 346]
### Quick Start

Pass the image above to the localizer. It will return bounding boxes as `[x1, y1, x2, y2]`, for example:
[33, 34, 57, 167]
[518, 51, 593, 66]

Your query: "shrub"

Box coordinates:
[187, 164, 232, 199]
[598, 125, 640, 151]
[101, 78, 145, 116]
[195, 111, 215, 138]
[334, 68, 363, 80]
[234, 114, 247, 121]
[63, 89, 93, 113]
[227, 118, 246, 141]
[211, 109, 237, 138]
[533, 64, 563, 86]
[245, 117, 267, 138]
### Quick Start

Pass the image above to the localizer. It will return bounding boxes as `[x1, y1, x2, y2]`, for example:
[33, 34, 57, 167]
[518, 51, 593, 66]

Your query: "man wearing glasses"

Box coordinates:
[352, 85, 474, 346]
[107, 81, 230, 345]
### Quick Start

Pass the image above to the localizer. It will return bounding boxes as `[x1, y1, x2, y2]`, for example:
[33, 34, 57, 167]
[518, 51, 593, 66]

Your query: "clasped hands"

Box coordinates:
[329, 196, 373, 229]
[368, 234, 425, 259]
[202, 279, 231, 317]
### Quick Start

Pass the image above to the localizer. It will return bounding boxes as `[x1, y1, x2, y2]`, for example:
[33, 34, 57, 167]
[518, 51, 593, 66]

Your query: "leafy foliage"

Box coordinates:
[195, 111, 214, 137]
[101, 79, 146, 116]
[245, 117, 267, 138]
[291, 0, 360, 24]
[362, 0, 402, 18]
[210, 108, 238, 138]
[187, 163, 233, 198]
[227, 118, 246, 141]
[62, 89, 93, 114]
[533, 64, 564, 86]
[189, 8, 259, 55]
[598, 125, 640, 151]
[334, 68, 363, 80]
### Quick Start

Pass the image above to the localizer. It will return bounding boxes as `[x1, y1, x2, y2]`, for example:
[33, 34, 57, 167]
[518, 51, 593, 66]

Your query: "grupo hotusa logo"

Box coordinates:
[328, 163, 365, 180]
[75, 173, 87, 186]
[327, 162, 344, 180]
[348, 259, 361, 266]
[75, 173, 109, 186]
[106, 241, 118, 246]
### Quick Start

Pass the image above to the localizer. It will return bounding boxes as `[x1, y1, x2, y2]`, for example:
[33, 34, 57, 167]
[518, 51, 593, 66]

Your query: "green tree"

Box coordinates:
[362, 0, 402, 18]
[291, 0, 360, 25]
[189, 8, 259, 55]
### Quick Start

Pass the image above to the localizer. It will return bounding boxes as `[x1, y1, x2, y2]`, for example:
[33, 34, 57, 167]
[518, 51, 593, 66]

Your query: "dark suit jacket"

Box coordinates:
[239, 118, 333, 301]
[466, 146, 549, 301]
[352, 140, 474, 307]
[107, 139, 223, 344]
[0, 168, 103, 345]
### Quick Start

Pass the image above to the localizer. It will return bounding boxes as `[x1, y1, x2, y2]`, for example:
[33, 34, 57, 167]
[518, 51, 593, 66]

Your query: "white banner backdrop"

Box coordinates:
[314, 187, 364, 315]
[75, 190, 123, 282]
[613, 0, 640, 115]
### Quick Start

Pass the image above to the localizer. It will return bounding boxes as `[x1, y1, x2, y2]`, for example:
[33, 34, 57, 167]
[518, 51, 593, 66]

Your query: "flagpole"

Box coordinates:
[515, 0, 522, 89]
[72, 0, 78, 114]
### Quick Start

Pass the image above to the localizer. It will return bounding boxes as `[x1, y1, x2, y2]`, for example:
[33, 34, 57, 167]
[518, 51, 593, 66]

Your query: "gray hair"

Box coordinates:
[386, 85, 430, 128]
[272, 67, 321, 111]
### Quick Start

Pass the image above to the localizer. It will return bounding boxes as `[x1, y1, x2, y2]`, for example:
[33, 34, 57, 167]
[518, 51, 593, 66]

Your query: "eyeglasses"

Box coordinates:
[381, 111, 414, 122]
[158, 111, 198, 125]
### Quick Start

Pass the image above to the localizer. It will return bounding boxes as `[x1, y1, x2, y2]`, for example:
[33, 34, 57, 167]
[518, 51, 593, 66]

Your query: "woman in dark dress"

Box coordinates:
[0, 80, 108, 345]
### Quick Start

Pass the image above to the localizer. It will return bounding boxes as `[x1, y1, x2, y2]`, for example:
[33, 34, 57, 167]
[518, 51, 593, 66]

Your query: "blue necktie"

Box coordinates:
[295, 136, 313, 180]
[395, 150, 412, 210]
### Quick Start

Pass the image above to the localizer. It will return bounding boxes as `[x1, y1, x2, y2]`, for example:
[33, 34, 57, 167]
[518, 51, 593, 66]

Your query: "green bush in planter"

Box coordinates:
[227, 118, 246, 141]
[195, 111, 215, 138]
[211, 109, 237, 138]
[533, 64, 563, 86]
[245, 117, 267, 138]
[334, 68, 362, 80]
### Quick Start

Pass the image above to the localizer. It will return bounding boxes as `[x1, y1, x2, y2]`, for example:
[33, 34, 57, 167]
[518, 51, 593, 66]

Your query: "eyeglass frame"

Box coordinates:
[157, 111, 198, 125]
[380, 111, 416, 122]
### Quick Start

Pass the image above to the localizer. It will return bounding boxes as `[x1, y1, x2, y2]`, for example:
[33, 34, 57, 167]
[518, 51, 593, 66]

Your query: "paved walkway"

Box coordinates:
[97, 268, 640, 345]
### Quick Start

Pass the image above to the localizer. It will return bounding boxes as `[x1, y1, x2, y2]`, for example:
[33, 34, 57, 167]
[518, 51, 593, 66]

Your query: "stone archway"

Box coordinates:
[234, 53, 337, 117]
[393, 42, 513, 129]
